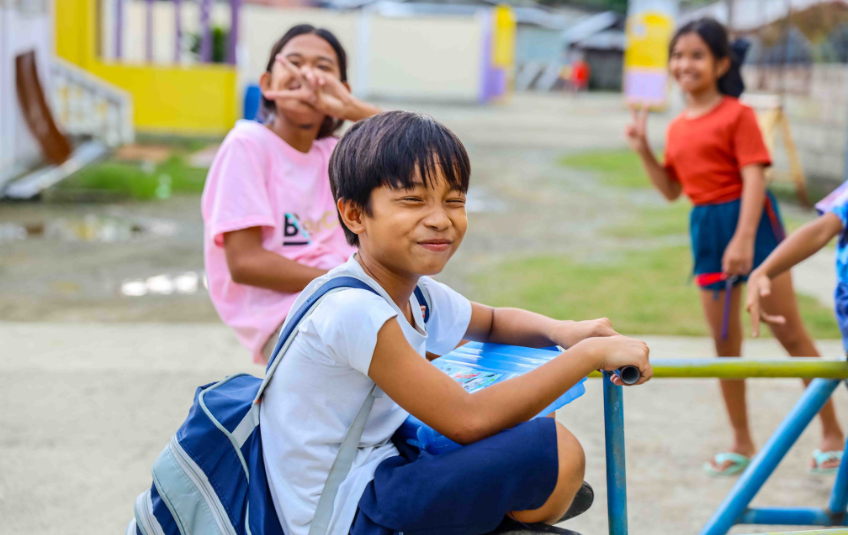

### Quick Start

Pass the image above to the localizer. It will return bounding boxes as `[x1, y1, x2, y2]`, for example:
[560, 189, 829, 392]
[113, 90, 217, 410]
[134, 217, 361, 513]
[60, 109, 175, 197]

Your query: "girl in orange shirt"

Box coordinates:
[626, 18, 843, 475]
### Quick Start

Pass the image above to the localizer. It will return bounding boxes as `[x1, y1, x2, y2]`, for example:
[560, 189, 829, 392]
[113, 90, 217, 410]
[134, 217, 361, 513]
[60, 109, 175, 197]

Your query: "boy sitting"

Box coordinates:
[260, 111, 652, 535]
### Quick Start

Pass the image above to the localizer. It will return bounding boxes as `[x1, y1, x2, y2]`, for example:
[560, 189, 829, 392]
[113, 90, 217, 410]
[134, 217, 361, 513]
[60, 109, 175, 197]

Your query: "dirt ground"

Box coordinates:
[1, 94, 844, 535]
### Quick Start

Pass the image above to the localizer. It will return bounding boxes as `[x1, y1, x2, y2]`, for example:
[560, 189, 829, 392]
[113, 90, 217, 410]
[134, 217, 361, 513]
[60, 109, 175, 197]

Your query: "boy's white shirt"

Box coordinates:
[260, 255, 472, 535]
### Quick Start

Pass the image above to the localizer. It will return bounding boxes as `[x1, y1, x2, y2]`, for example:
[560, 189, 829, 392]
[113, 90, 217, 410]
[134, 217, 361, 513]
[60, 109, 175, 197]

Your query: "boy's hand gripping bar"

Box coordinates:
[614, 366, 641, 385]
[556, 345, 641, 385]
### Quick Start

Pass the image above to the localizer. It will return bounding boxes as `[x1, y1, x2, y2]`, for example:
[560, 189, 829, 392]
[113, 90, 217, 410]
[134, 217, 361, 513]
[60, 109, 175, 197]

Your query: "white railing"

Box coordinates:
[49, 56, 134, 147]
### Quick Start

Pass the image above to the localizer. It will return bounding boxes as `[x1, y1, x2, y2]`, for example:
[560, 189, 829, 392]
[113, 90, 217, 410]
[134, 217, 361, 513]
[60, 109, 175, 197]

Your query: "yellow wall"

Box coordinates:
[54, 0, 238, 135]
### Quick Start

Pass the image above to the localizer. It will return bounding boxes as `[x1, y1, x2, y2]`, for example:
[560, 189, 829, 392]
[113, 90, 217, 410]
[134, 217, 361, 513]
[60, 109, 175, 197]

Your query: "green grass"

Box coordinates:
[559, 150, 655, 189]
[472, 247, 841, 339]
[57, 155, 208, 200]
[478, 148, 842, 339]
[604, 202, 690, 239]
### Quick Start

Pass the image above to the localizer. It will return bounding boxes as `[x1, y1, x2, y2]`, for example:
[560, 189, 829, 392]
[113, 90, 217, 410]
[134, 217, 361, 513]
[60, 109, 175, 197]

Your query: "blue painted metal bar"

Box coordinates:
[603, 371, 628, 535]
[739, 507, 846, 526]
[828, 435, 848, 517]
[700, 379, 841, 535]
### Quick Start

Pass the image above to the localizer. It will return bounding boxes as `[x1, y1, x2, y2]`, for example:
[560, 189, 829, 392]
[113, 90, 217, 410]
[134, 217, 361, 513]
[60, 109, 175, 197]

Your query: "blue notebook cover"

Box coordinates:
[396, 342, 586, 455]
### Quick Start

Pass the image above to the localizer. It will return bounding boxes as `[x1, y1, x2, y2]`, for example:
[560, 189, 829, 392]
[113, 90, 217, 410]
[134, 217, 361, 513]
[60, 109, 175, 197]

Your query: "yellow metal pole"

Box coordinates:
[588, 359, 848, 380]
[739, 531, 848, 535]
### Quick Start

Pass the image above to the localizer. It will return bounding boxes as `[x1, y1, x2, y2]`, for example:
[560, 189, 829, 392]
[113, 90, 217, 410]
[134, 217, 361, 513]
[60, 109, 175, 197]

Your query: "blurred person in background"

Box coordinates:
[202, 24, 380, 364]
[570, 51, 589, 93]
[625, 17, 843, 476]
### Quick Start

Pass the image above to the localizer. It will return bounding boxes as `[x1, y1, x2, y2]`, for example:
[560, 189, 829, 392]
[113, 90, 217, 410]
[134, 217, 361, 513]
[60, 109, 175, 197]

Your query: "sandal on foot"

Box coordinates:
[703, 452, 751, 476]
[810, 449, 843, 475]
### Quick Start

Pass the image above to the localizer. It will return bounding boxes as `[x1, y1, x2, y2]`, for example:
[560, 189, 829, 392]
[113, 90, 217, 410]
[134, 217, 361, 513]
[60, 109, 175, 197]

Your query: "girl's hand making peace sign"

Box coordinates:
[625, 104, 651, 155]
[261, 54, 318, 107]
[299, 67, 355, 120]
[264, 54, 378, 123]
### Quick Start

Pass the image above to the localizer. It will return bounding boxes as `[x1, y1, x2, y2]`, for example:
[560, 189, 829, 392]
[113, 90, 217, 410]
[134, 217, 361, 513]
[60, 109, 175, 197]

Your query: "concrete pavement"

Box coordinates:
[3, 322, 846, 535]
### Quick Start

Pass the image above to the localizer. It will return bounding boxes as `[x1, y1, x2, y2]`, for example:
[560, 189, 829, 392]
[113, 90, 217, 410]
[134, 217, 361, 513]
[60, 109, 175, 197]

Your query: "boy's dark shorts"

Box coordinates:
[350, 417, 560, 535]
[690, 191, 785, 291]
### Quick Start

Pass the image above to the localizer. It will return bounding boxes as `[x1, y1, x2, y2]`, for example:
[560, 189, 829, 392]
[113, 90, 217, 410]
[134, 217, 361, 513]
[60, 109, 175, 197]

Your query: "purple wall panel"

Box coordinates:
[200, 0, 212, 63]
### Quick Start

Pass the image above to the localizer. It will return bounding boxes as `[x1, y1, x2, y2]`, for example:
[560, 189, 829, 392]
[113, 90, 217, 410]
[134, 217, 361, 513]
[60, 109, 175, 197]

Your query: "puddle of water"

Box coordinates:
[0, 215, 177, 243]
[121, 271, 207, 297]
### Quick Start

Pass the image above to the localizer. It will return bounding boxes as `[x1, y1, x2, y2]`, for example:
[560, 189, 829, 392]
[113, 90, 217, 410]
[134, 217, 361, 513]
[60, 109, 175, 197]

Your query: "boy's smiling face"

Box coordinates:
[340, 167, 467, 277]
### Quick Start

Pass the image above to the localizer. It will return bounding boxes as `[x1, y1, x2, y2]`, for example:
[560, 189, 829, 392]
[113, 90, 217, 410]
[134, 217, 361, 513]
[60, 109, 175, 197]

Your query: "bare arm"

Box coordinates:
[756, 213, 842, 279]
[340, 97, 380, 122]
[464, 303, 617, 349]
[369, 319, 650, 445]
[637, 149, 682, 201]
[723, 164, 766, 276]
[626, 105, 682, 201]
[746, 213, 843, 336]
[223, 227, 326, 293]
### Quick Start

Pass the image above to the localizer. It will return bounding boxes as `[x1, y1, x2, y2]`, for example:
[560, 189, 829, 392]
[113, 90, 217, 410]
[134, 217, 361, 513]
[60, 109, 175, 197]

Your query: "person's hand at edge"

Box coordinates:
[745, 269, 786, 337]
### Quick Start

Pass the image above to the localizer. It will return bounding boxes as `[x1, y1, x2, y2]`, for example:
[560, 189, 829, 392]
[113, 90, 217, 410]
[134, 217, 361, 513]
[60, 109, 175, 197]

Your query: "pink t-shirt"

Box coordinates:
[201, 120, 356, 362]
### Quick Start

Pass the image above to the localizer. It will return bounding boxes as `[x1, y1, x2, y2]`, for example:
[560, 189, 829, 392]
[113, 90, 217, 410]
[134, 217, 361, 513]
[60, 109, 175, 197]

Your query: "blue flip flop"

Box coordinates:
[810, 449, 843, 475]
[703, 452, 751, 476]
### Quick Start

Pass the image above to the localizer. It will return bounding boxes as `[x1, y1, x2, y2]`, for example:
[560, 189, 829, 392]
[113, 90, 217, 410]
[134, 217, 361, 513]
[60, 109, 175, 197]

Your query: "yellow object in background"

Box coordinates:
[492, 5, 516, 69]
[623, 0, 677, 107]
[624, 11, 674, 70]
[53, 0, 238, 135]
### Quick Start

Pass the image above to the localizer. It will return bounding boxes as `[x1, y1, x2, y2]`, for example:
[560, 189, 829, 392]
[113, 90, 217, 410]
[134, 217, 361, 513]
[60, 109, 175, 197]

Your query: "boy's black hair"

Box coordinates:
[329, 111, 471, 247]
[669, 17, 749, 98]
[259, 24, 347, 139]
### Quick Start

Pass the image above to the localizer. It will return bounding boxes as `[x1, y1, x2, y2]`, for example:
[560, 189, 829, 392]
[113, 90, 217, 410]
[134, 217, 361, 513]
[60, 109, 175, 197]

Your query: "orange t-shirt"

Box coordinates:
[664, 96, 771, 206]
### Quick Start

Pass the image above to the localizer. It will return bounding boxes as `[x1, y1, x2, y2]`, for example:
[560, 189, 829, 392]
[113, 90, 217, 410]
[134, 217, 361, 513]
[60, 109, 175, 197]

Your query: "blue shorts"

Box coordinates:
[350, 417, 559, 535]
[690, 191, 785, 291]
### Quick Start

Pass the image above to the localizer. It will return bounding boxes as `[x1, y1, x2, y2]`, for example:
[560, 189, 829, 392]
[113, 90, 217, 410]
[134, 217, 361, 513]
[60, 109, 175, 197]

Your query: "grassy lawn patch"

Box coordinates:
[559, 149, 654, 189]
[560, 149, 691, 239]
[604, 202, 690, 238]
[472, 247, 840, 339]
[57, 154, 208, 200]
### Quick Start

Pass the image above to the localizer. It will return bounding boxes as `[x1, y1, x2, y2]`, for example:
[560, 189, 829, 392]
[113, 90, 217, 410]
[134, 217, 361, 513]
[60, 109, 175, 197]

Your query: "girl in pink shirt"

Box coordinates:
[202, 25, 380, 363]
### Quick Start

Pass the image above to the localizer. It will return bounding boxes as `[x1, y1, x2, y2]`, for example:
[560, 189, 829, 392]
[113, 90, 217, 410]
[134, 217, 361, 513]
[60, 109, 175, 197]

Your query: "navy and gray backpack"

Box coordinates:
[129, 276, 431, 535]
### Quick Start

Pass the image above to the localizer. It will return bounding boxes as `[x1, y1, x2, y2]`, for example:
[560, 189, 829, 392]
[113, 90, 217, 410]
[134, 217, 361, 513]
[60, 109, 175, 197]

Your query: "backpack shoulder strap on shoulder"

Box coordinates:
[413, 284, 432, 324]
[255, 276, 378, 402]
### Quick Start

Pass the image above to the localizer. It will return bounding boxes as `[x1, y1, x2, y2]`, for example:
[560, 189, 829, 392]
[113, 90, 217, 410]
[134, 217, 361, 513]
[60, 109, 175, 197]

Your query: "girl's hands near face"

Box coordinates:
[303, 68, 353, 119]
[552, 318, 618, 349]
[723, 234, 755, 276]
[745, 270, 786, 337]
[262, 55, 317, 106]
[578, 335, 652, 386]
[625, 104, 651, 155]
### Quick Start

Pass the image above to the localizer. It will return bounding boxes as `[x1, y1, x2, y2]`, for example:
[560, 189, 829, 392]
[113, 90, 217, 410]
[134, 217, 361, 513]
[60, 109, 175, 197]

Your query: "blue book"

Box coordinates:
[395, 342, 586, 455]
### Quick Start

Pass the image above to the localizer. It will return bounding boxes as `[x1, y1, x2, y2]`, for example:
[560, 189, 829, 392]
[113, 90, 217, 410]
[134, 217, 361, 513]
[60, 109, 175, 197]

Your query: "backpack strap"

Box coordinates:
[251, 275, 426, 535]
[413, 285, 431, 324]
[309, 384, 381, 535]
[255, 276, 378, 403]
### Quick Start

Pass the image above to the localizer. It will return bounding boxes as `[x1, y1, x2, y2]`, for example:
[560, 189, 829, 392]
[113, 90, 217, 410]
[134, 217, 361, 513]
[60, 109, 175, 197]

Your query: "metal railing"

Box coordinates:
[599, 359, 848, 535]
[49, 56, 134, 148]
